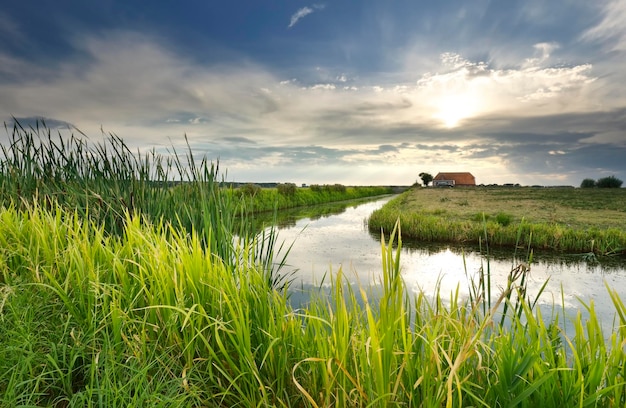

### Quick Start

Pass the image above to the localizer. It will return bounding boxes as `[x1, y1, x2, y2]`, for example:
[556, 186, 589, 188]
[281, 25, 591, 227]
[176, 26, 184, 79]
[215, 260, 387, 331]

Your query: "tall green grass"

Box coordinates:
[0, 120, 290, 279]
[1, 203, 624, 406]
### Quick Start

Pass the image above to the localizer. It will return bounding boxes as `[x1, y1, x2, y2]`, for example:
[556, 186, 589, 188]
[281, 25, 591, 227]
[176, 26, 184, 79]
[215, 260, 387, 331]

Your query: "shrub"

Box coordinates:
[329, 183, 346, 193]
[580, 178, 596, 188]
[472, 212, 490, 222]
[277, 182, 297, 195]
[310, 184, 322, 192]
[596, 175, 623, 188]
[494, 212, 513, 226]
[240, 183, 261, 196]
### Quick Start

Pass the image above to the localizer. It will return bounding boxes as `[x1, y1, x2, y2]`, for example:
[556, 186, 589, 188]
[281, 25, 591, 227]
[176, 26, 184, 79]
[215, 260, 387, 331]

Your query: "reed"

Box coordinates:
[0, 120, 290, 280]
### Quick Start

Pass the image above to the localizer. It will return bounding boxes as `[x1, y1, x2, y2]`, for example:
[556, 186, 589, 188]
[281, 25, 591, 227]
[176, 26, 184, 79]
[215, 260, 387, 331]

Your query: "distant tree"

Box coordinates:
[277, 182, 297, 195]
[580, 178, 596, 188]
[240, 183, 261, 196]
[419, 172, 433, 186]
[330, 183, 346, 193]
[596, 175, 623, 188]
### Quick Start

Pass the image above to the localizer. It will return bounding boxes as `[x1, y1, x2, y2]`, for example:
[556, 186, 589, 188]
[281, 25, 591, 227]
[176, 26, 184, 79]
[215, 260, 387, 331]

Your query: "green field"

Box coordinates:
[369, 187, 626, 255]
[1, 124, 626, 406]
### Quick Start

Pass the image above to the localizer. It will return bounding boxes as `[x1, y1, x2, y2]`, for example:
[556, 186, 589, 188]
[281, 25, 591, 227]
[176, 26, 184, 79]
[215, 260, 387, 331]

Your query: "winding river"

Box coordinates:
[267, 195, 626, 329]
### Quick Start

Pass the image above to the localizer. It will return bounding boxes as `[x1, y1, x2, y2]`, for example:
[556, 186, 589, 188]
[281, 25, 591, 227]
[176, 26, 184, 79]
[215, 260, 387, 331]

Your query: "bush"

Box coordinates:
[240, 183, 261, 196]
[277, 183, 297, 196]
[472, 213, 486, 222]
[329, 183, 346, 193]
[494, 212, 513, 226]
[596, 176, 623, 188]
[580, 178, 596, 188]
[309, 184, 346, 193]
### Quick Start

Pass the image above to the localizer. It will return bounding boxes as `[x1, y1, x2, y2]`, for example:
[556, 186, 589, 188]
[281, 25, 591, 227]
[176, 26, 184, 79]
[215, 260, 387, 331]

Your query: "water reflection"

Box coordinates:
[252, 196, 383, 232]
[269, 195, 626, 328]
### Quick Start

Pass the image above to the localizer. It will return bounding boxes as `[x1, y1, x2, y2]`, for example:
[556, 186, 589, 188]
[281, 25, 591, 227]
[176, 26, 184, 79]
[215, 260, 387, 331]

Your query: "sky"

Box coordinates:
[1, 1, 626, 186]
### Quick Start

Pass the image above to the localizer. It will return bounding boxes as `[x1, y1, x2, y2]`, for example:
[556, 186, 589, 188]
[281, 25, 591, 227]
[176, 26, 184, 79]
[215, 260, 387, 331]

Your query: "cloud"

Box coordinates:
[582, 0, 626, 51]
[0, 30, 624, 186]
[10, 116, 73, 130]
[288, 4, 325, 29]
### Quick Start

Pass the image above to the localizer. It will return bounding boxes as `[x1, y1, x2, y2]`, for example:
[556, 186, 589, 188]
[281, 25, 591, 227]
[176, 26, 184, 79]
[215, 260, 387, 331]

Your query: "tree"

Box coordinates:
[580, 178, 596, 188]
[240, 183, 261, 196]
[419, 172, 433, 186]
[277, 182, 297, 195]
[596, 175, 623, 188]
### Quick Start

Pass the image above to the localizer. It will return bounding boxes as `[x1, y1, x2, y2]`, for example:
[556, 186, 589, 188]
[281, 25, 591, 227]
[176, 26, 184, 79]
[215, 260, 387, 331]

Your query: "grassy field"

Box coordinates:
[1, 123, 626, 406]
[369, 187, 626, 255]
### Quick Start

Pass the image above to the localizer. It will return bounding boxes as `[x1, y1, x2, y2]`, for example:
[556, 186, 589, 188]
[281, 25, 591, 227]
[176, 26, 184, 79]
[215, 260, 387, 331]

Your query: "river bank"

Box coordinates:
[230, 183, 397, 213]
[368, 186, 626, 255]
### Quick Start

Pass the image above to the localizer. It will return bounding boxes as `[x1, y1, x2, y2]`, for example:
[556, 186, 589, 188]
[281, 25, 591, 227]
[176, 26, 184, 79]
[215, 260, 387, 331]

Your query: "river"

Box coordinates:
[267, 195, 626, 329]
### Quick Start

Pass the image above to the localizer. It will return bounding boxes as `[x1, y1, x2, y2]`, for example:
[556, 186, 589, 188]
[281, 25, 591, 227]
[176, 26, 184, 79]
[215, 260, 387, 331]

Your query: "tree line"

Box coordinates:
[580, 176, 623, 188]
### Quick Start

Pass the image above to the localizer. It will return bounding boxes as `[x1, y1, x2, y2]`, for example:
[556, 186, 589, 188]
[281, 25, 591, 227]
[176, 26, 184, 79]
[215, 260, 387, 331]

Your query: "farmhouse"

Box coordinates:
[433, 172, 476, 187]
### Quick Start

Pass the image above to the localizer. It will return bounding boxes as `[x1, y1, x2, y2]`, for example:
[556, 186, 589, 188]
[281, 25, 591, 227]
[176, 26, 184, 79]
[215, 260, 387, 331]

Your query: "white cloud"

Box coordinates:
[524, 42, 560, 67]
[310, 83, 336, 90]
[582, 0, 626, 51]
[288, 4, 325, 29]
[0, 31, 621, 185]
[288, 7, 313, 28]
[0, 35, 603, 145]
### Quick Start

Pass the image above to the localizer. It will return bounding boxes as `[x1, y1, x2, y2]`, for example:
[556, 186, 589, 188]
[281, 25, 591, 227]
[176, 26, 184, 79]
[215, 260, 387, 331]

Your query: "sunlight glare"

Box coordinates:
[435, 94, 475, 128]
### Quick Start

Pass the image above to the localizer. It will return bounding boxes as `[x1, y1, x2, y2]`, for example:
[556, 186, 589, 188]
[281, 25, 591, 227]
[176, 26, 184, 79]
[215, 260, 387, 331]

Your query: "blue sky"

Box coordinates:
[1, 1, 625, 186]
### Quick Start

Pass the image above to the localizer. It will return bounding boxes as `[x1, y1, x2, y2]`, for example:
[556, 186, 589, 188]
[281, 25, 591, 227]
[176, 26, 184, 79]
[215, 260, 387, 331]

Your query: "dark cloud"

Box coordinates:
[374, 145, 396, 153]
[8, 116, 73, 130]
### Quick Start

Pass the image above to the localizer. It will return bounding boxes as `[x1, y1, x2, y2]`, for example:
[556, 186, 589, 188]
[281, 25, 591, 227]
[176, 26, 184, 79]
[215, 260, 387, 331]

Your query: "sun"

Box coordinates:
[434, 93, 476, 128]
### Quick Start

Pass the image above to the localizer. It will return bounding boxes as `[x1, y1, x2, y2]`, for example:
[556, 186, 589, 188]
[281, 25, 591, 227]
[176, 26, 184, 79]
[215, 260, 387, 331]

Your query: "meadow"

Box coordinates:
[1, 123, 625, 406]
[369, 186, 626, 255]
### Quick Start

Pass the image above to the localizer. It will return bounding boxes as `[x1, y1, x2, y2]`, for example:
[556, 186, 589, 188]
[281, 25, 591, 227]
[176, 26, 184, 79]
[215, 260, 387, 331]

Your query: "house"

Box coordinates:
[433, 172, 476, 187]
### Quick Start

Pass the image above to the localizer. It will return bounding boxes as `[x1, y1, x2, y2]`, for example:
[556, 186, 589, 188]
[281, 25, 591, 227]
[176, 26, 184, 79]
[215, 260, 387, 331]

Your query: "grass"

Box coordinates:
[369, 187, 626, 255]
[236, 185, 394, 214]
[1, 203, 625, 406]
[1, 122, 626, 406]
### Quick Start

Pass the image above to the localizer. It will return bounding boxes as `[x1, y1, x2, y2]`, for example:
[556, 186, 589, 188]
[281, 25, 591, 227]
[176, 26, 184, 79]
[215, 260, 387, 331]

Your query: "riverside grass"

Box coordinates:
[369, 187, 626, 255]
[0, 121, 388, 279]
[238, 185, 393, 214]
[1, 204, 625, 406]
[0, 121, 391, 235]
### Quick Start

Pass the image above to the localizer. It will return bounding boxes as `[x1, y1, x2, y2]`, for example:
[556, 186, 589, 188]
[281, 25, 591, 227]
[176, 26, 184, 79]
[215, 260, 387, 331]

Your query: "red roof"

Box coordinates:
[433, 172, 476, 186]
